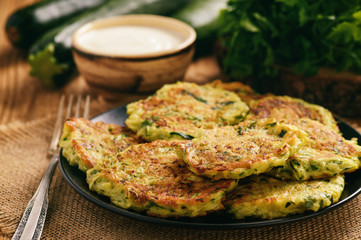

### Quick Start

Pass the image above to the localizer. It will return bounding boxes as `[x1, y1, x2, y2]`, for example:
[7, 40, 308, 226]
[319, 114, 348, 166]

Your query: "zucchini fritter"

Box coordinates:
[181, 119, 308, 179]
[224, 174, 345, 220]
[59, 118, 140, 172]
[87, 140, 237, 218]
[206, 79, 272, 105]
[247, 95, 339, 131]
[125, 81, 249, 141]
[269, 119, 361, 180]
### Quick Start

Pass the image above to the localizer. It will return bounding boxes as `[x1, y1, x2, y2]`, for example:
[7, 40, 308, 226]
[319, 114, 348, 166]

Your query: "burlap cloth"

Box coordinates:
[0, 98, 360, 240]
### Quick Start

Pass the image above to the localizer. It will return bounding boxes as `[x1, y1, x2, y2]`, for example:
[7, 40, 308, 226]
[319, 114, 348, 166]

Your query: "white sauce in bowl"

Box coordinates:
[77, 25, 184, 56]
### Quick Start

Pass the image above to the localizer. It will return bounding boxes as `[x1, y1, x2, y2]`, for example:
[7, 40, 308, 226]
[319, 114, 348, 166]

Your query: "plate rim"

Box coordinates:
[59, 105, 361, 229]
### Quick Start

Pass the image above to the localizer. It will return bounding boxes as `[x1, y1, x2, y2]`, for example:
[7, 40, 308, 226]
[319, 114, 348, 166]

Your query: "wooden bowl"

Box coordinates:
[72, 14, 196, 98]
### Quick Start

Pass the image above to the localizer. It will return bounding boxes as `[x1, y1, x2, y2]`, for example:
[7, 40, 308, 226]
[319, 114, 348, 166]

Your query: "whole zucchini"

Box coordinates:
[28, 0, 190, 87]
[172, 0, 227, 57]
[5, 0, 109, 49]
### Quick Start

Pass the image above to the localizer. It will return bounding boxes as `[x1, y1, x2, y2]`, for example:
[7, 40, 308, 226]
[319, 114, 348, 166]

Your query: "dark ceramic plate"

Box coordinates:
[59, 106, 361, 228]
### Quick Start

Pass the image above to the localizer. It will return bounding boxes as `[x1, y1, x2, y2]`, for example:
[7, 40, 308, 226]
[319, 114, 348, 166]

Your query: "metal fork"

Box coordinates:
[12, 95, 91, 240]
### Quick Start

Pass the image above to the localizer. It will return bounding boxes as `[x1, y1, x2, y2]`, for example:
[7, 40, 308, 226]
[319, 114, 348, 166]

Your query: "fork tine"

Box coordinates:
[74, 95, 82, 118]
[65, 94, 74, 119]
[83, 95, 91, 119]
[48, 95, 66, 156]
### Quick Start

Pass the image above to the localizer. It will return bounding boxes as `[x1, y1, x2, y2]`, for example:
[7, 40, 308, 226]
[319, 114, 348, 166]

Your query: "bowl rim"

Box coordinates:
[72, 14, 197, 59]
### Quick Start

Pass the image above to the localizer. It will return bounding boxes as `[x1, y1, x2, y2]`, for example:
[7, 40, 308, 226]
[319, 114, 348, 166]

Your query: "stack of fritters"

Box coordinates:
[60, 80, 361, 220]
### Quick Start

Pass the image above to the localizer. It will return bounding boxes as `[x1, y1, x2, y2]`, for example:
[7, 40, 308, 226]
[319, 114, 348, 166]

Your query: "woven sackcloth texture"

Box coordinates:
[0, 109, 360, 240]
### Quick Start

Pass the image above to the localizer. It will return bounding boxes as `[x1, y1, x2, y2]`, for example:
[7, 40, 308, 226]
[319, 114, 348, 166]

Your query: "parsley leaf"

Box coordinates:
[219, 0, 361, 83]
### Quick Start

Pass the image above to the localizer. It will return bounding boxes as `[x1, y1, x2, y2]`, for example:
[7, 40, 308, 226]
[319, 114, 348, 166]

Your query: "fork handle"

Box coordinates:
[12, 155, 59, 240]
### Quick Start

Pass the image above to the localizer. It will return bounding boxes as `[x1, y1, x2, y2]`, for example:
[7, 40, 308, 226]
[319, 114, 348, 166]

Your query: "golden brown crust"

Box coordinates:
[224, 175, 345, 220]
[87, 140, 237, 218]
[269, 119, 361, 180]
[181, 119, 308, 179]
[206, 79, 270, 105]
[125, 81, 249, 141]
[60, 118, 141, 171]
[247, 95, 339, 131]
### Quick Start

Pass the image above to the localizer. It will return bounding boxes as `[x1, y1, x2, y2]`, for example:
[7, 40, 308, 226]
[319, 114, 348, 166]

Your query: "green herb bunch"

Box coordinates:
[219, 0, 361, 81]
